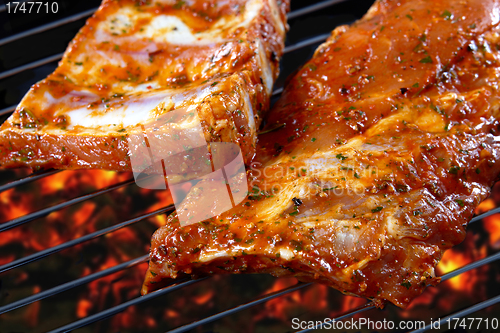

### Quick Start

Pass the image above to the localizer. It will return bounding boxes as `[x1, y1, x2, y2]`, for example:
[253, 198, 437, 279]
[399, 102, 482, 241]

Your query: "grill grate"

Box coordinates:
[1, 0, 500, 332]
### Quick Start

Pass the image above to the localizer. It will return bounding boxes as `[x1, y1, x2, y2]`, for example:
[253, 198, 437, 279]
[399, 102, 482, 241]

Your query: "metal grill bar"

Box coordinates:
[2, 198, 498, 318]
[410, 294, 500, 333]
[167, 283, 313, 333]
[1, 0, 500, 332]
[0, 105, 16, 117]
[295, 302, 374, 333]
[287, 0, 349, 20]
[284, 33, 331, 53]
[0, 168, 60, 193]
[47, 278, 206, 333]
[0, 0, 343, 46]
[0, 0, 341, 85]
[37, 246, 500, 332]
[0, 52, 64, 80]
[0, 0, 29, 13]
[0, 254, 149, 315]
[0, 204, 174, 273]
[0, 7, 98, 46]
[294, 248, 500, 332]
[272, 87, 284, 96]
[469, 206, 500, 224]
[0, 177, 135, 232]
[440, 250, 500, 282]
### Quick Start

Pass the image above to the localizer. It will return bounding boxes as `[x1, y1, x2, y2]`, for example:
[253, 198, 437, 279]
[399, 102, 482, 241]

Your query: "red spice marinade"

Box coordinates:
[144, 0, 500, 308]
[0, 0, 289, 170]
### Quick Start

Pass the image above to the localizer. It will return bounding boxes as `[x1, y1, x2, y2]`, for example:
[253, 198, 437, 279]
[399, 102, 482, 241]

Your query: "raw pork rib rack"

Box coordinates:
[0, 0, 499, 332]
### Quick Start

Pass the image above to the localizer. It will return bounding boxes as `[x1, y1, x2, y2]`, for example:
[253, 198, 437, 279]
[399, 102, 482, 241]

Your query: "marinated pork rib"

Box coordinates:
[143, 0, 500, 307]
[0, 0, 289, 170]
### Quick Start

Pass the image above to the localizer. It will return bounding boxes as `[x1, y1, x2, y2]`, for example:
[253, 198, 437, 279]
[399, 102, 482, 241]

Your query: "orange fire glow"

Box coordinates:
[0, 188, 32, 221]
[77, 299, 93, 318]
[39, 170, 128, 194]
[164, 308, 180, 318]
[438, 249, 472, 290]
[252, 278, 332, 324]
[1, 167, 500, 332]
[475, 197, 496, 215]
[338, 294, 367, 317]
[193, 290, 214, 305]
[483, 214, 500, 249]
[254, 277, 299, 322]
[24, 285, 41, 328]
[303, 284, 328, 312]
[72, 202, 96, 229]
[437, 244, 487, 292]
[147, 190, 174, 227]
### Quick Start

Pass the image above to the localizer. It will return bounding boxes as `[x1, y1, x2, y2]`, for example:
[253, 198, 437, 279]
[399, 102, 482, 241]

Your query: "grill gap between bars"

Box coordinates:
[0, 204, 175, 274]
[0, 7, 99, 46]
[0, 177, 136, 232]
[0, 168, 60, 193]
[16, 248, 500, 333]
[1, 0, 499, 332]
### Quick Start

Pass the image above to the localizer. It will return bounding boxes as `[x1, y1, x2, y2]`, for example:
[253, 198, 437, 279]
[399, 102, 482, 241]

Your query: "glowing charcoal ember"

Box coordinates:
[483, 215, 500, 248]
[437, 248, 483, 291]
[1, 165, 500, 332]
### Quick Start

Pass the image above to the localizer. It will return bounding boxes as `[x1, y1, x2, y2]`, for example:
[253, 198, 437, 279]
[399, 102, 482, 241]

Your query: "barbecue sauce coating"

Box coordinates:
[0, 0, 289, 170]
[144, 0, 500, 308]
